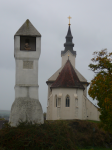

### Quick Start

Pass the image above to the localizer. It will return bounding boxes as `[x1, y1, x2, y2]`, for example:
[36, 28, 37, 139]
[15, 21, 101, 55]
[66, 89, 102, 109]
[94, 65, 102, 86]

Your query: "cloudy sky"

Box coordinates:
[0, 0, 112, 112]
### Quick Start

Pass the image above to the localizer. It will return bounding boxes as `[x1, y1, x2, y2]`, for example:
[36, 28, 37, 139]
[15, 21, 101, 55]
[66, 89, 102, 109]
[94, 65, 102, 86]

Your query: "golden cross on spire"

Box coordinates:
[68, 16, 71, 25]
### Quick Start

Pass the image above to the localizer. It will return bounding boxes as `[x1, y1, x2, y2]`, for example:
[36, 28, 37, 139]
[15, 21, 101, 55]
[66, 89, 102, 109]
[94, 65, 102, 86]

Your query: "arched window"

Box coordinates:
[55, 95, 61, 107]
[56, 97, 57, 107]
[56, 95, 57, 107]
[54, 95, 57, 107]
[66, 95, 70, 107]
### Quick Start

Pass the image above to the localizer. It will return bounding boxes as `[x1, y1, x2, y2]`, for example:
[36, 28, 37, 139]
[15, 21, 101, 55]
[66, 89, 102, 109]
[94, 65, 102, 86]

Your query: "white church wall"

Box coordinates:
[82, 96, 87, 120]
[47, 83, 52, 99]
[83, 95, 100, 121]
[47, 88, 84, 120]
[46, 94, 53, 120]
[61, 51, 75, 67]
[76, 89, 84, 120]
[82, 84, 87, 97]
[47, 88, 100, 121]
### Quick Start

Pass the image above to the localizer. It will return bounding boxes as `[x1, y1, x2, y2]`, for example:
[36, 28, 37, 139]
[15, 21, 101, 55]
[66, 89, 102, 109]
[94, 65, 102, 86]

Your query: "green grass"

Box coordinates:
[87, 120, 100, 123]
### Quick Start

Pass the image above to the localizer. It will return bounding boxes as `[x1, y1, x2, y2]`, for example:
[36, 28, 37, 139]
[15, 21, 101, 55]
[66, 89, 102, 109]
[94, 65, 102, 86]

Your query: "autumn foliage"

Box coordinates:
[88, 49, 112, 133]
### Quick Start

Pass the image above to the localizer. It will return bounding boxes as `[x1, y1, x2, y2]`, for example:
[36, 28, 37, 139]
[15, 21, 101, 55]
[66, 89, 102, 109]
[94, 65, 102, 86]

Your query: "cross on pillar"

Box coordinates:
[68, 16, 71, 25]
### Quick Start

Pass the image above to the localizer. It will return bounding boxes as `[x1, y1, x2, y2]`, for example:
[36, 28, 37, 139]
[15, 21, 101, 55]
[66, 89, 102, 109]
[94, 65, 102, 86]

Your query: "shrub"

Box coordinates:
[0, 120, 76, 150]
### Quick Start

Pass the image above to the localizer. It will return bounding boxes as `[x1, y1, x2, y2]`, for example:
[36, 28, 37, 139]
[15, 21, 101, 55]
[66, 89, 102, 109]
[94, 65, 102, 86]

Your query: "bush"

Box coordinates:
[0, 120, 112, 150]
[0, 120, 76, 150]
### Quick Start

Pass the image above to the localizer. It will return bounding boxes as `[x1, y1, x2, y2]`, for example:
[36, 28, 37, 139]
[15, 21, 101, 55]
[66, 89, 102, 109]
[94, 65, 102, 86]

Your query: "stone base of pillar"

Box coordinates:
[9, 97, 44, 126]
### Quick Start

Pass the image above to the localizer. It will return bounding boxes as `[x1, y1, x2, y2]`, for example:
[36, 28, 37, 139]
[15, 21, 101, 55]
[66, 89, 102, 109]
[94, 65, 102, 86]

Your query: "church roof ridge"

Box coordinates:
[74, 68, 87, 82]
[15, 19, 41, 37]
[51, 59, 85, 89]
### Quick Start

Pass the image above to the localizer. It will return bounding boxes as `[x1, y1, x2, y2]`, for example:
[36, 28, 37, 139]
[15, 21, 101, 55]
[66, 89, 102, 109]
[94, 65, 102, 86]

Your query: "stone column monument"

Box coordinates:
[9, 19, 44, 126]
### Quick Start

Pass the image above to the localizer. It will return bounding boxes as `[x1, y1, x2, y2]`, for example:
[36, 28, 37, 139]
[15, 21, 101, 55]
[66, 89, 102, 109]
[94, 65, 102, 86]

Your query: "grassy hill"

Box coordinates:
[0, 119, 112, 150]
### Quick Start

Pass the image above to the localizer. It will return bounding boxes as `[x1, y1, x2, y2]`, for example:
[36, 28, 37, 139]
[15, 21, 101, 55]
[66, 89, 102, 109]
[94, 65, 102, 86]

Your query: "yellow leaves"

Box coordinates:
[91, 58, 95, 61]
[109, 52, 112, 56]
[89, 49, 112, 118]
[93, 51, 98, 55]
[89, 49, 112, 75]
[102, 98, 112, 112]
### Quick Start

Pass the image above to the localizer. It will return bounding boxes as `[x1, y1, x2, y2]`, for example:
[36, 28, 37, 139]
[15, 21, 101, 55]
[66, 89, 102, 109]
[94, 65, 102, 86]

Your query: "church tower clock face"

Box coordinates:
[20, 36, 36, 51]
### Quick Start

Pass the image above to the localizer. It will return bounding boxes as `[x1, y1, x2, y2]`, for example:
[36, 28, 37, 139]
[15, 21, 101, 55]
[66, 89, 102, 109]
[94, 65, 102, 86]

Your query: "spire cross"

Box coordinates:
[68, 16, 71, 25]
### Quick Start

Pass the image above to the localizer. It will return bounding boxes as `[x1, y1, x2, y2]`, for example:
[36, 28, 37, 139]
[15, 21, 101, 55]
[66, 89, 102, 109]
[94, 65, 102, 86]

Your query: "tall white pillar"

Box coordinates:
[9, 19, 44, 126]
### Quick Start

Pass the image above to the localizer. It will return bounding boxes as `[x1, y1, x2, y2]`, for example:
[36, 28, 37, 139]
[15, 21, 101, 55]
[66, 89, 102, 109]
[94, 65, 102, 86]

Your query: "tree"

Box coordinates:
[88, 49, 112, 133]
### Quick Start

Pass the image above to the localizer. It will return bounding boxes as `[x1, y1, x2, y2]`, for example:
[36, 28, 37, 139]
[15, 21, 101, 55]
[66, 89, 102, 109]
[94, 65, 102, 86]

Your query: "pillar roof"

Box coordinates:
[15, 19, 41, 37]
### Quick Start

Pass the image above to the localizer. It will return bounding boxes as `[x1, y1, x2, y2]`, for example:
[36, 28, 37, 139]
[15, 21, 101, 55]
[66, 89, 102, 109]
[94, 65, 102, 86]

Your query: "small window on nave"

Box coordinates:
[75, 98, 78, 107]
[58, 98, 61, 107]
[66, 95, 70, 107]
[55, 95, 57, 107]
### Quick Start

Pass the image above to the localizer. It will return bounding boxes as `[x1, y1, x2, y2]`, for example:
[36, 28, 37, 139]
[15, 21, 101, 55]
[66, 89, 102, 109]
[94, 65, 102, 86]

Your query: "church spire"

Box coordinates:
[66, 25, 73, 38]
[61, 17, 76, 56]
[64, 16, 74, 50]
[64, 23, 74, 51]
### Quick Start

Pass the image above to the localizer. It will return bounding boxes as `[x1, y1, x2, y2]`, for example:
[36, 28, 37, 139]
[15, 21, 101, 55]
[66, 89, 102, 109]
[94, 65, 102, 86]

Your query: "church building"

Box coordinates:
[46, 21, 100, 121]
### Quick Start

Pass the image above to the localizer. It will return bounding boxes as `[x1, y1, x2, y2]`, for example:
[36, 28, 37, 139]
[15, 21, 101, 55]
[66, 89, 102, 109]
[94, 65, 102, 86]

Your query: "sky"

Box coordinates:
[0, 0, 112, 112]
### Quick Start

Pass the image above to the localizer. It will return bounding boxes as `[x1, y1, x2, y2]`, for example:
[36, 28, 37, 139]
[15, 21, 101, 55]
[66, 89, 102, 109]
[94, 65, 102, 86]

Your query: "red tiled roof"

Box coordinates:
[51, 60, 85, 89]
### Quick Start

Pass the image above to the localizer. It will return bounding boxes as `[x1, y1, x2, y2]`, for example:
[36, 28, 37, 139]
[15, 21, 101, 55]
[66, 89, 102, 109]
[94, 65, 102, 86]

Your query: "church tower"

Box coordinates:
[61, 22, 76, 67]
[9, 19, 44, 126]
[46, 17, 100, 121]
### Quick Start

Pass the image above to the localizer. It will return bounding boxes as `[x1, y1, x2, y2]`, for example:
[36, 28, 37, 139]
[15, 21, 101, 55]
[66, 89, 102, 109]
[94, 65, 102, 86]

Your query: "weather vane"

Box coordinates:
[68, 16, 71, 25]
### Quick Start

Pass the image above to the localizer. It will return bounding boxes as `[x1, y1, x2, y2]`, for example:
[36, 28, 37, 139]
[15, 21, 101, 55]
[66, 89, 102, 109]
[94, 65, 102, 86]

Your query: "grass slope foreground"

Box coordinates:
[0, 120, 112, 150]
